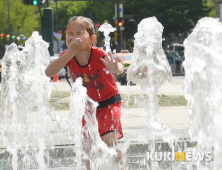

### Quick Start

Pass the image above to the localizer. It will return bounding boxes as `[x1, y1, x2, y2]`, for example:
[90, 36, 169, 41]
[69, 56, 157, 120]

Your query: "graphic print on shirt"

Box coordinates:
[83, 73, 90, 82]
[74, 69, 105, 90]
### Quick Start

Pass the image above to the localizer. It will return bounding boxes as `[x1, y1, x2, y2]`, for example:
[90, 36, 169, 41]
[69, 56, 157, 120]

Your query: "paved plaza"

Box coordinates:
[51, 76, 189, 141]
[0, 76, 189, 148]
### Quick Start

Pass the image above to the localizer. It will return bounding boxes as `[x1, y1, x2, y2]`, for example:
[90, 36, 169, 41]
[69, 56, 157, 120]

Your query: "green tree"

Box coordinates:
[50, 1, 87, 45]
[49, 0, 213, 51]
[51, 1, 87, 32]
[82, 1, 116, 49]
[207, 0, 215, 17]
[0, 0, 41, 46]
[50, 1, 116, 49]
[122, 0, 212, 49]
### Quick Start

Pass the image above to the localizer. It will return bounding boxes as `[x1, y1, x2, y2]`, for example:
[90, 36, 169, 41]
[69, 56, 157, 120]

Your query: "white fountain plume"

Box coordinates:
[61, 77, 129, 170]
[127, 17, 174, 143]
[0, 31, 52, 170]
[127, 17, 171, 92]
[98, 23, 116, 53]
[183, 17, 222, 169]
[0, 30, 129, 169]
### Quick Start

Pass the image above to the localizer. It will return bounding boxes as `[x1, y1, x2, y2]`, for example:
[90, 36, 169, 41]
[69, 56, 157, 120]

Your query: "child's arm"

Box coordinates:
[45, 38, 82, 77]
[100, 52, 124, 74]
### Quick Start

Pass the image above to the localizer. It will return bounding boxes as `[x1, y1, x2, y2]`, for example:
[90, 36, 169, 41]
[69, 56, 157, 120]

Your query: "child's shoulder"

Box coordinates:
[92, 46, 106, 57]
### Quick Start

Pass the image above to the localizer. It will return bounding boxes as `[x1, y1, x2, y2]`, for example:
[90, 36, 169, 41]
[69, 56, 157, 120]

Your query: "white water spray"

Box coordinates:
[183, 17, 222, 169]
[127, 17, 173, 142]
[55, 77, 130, 170]
[0, 30, 130, 169]
[98, 23, 116, 53]
[0, 31, 52, 169]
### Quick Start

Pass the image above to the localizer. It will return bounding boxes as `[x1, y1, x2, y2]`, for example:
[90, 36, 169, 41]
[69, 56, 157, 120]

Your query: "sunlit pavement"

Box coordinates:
[52, 76, 185, 95]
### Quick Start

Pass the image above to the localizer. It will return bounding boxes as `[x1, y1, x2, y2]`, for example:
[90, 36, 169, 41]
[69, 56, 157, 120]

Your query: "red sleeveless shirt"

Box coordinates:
[60, 46, 119, 102]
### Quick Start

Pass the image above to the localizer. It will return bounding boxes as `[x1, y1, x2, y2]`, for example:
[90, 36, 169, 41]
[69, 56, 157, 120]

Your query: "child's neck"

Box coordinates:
[75, 47, 91, 66]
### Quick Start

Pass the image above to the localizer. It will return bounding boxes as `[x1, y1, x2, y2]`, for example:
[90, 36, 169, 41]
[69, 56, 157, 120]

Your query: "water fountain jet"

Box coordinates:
[127, 17, 173, 143]
[98, 23, 116, 53]
[183, 17, 222, 169]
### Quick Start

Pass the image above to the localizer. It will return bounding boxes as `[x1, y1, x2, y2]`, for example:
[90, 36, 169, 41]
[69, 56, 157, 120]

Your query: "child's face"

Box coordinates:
[66, 20, 93, 50]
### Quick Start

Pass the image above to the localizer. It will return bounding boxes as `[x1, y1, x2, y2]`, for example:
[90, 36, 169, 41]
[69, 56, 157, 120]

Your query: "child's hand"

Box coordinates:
[136, 66, 148, 79]
[68, 38, 82, 53]
[100, 53, 120, 74]
[142, 66, 148, 73]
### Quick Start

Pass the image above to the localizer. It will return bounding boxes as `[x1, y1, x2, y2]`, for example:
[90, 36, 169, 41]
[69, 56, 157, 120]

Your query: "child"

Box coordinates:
[45, 16, 126, 169]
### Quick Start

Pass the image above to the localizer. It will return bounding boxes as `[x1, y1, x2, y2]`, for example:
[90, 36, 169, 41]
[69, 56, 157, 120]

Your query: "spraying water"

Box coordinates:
[59, 77, 130, 170]
[0, 31, 129, 169]
[127, 17, 173, 143]
[1, 17, 219, 170]
[183, 17, 222, 169]
[126, 17, 176, 169]
[0, 31, 52, 169]
[98, 23, 116, 53]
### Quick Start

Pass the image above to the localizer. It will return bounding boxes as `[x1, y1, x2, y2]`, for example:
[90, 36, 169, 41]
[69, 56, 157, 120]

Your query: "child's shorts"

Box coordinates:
[82, 102, 123, 139]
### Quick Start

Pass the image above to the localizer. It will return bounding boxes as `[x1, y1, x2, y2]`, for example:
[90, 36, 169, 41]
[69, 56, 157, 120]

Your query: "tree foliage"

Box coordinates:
[51, 1, 116, 49]
[50, 1, 87, 42]
[121, 0, 212, 48]
[207, 0, 215, 17]
[82, 1, 116, 48]
[49, 0, 213, 50]
[0, 0, 41, 46]
[51, 1, 87, 28]
[0, 0, 214, 50]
